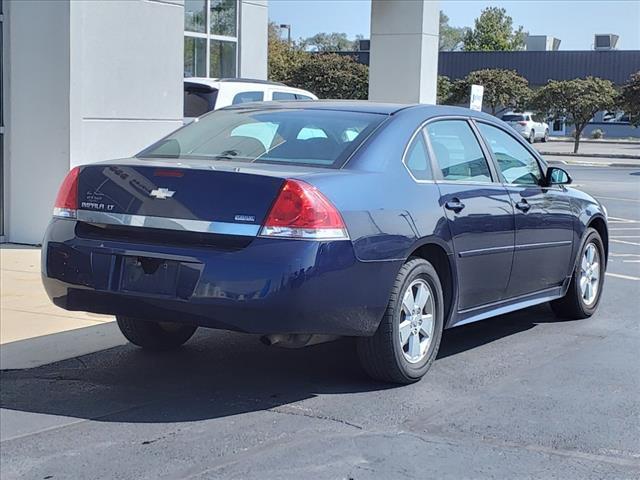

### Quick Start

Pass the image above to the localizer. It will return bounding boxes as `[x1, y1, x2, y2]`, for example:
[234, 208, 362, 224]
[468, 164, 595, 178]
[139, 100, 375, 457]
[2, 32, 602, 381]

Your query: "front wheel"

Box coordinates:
[357, 258, 444, 384]
[117, 316, 197, 350]
[550, 228, 605, 319]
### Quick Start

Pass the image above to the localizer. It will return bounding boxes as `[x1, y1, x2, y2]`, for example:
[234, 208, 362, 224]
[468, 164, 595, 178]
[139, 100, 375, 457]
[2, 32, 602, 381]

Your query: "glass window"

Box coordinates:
[501, 114, 525, 122]
[184, 0, 206, 33]
[210, 40, 236, 78]
[210, 0, 237, 37]
[272, 92, 297, 101]
[425, 120, 492, 182]
[297, 127, 328, 140]
[477, 123, 543, 186]
[232, 91, 264, 105]
[139, 109, 385, 168]
[184, 37, 206, 77]
[231, 122, 279, 150]
[295, 94, 313, 100]
[184, 87, 218, 117]
[404, 133, 432, 181]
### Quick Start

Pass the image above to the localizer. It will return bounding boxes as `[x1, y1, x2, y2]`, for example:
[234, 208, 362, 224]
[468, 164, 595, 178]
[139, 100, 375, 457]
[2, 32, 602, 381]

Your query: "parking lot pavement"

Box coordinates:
[1, 164, 639, 479]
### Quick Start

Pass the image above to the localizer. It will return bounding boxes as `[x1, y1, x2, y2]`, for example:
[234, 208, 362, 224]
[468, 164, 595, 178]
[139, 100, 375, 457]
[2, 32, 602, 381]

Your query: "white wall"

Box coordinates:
[368, 0, 439, 104]
[239, 0, 268, 80]
[69, 0, 184, 167]
[4, 0, 71, 244]
[4, 0, 184, 244]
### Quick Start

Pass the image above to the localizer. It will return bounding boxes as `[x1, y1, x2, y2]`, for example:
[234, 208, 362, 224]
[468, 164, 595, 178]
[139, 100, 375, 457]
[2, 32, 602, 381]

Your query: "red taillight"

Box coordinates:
[518, 121, 527, 126]
[53, 167, 80, 218]
[260, 179, 348, 240]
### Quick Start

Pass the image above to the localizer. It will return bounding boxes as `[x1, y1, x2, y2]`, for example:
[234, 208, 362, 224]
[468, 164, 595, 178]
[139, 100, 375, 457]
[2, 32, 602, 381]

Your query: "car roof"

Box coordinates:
[223, 100, 500, 120]
[185, 77, 286, 88]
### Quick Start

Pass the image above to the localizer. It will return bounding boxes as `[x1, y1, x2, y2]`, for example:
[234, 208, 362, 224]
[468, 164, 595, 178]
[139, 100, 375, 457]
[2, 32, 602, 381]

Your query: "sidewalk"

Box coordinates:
[534, 140, 640, 159]
[0, 245, 126, 369]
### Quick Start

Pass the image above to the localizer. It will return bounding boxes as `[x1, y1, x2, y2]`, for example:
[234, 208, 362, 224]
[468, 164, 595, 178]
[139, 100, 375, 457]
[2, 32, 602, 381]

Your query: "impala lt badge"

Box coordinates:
[149, 188, 175, 199]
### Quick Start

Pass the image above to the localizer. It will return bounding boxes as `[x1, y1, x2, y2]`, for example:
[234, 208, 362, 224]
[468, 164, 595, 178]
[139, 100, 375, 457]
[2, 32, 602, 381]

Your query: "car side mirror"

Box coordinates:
[546, 167, 572, 186]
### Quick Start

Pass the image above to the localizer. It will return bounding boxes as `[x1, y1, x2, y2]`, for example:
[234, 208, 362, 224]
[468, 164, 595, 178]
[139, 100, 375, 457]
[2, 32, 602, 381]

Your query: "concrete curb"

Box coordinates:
[0, 322, 127, 370]
[549, 138, 640, 145]
[539, 151, 640, 160]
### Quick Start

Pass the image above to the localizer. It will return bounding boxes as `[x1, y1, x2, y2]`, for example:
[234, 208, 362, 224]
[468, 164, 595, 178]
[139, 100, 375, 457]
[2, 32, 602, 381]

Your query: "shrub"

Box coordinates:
[591, 129, 604, 139]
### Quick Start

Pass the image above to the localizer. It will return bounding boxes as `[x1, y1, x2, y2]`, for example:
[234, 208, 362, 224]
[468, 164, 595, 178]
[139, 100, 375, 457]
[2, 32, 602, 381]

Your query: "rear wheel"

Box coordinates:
[357, 258, 444, 384]
[550, 228, 605, 319]
[117, 316, 197, 350]
[529, 130, 536, 143]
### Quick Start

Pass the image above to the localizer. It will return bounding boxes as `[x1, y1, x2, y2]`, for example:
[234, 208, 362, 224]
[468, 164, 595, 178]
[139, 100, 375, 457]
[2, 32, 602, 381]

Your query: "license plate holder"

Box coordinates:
[120, 256, 180, 296]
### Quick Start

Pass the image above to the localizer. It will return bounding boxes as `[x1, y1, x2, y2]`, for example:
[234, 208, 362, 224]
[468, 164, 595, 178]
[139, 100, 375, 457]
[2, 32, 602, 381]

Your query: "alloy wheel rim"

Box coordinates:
[579, 243, 601, 306]
[398, 279, 435, 364]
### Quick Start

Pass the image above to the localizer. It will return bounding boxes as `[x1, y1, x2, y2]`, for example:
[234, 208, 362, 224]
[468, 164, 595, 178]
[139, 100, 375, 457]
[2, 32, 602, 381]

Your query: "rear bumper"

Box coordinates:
[41, 219, 400, 336]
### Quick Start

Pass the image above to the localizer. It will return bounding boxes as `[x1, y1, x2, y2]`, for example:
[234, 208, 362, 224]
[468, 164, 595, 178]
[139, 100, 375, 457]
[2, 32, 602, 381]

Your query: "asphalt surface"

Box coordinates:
[2, 165, 639, 479]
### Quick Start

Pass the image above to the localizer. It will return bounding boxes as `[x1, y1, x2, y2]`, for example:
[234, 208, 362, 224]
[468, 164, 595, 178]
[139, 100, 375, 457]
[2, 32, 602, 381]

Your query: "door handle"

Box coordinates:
[445, 199, 465, 213]
[515, 199, 531, 212]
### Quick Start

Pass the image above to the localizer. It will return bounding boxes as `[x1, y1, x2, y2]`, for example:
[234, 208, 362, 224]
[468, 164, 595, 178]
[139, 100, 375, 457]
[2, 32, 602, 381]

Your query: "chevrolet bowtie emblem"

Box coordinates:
[149, 188, 175, 199]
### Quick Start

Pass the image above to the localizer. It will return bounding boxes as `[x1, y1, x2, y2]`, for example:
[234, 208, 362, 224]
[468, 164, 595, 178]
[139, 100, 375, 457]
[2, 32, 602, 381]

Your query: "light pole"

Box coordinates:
[279, 24, 291, 45]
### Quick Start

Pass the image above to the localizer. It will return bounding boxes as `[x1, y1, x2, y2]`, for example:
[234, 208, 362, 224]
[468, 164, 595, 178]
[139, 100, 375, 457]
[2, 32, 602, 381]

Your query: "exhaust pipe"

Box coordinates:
[260, 334, 340, 349]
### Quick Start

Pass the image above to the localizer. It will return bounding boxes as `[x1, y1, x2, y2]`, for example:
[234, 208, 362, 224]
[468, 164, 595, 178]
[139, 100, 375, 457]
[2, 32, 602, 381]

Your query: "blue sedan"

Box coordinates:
[42, 101, 608, 384]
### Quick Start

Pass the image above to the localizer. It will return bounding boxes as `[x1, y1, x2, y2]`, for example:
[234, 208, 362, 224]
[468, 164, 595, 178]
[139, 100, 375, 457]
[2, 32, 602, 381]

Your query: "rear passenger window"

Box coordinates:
[272, 92, 297, 100]
[295, 94, 313, 100]
[404, 133, 432, 181]
[425, 120, 492, 183]
[232, 91, 264, 105]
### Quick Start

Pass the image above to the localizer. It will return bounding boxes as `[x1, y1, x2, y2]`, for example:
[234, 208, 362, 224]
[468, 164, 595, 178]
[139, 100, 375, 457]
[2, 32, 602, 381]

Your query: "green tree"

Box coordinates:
[619, 71, 640, 126]
[299, 32, 357, 52]
[439, 11, 468, 51]
[437, 75, 453, 104]
[450, 69, 530, 115]
[532, 77, 618, 153]
[463, 7, 526, 51]
[288, 53, 369, 99]
[268, 22, 305, 83]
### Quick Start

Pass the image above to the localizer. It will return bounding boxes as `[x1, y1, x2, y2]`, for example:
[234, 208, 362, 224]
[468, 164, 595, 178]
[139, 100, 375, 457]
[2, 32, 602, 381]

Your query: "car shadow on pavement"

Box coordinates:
[0, 304, 562, 426]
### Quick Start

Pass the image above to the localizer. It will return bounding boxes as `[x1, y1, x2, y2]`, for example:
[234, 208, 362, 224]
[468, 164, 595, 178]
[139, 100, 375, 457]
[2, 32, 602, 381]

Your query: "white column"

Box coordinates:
[3, 0, 184, 244]
[239, 0, 268, 80]
[368, 0, 439, 104]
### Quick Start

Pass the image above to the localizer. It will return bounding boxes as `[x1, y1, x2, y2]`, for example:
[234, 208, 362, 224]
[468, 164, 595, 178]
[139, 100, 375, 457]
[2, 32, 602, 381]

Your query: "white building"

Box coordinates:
[1, 0, 438, 245]
[1, 0, 268, 244]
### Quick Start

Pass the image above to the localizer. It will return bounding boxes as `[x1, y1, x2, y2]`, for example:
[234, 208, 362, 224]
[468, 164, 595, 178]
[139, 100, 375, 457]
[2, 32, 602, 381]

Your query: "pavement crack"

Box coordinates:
[267, 404, 364, 430]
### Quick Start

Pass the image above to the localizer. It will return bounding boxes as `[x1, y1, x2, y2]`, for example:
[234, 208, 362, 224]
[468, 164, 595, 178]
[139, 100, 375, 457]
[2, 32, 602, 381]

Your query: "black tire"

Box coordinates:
[542, 129, 549, 142]
[357, 258, 444, 384]
[116, 316, 197, 350]
[550, 228, 605, 319]
[529, 130, 536, 144]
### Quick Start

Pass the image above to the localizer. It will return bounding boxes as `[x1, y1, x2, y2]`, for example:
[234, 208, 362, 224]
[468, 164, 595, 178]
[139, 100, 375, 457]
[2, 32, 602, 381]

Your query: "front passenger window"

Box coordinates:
[477, 123, 543, 186]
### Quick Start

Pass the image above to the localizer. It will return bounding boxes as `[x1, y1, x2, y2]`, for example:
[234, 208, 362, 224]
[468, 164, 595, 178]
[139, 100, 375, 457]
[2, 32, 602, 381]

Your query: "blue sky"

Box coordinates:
[268, 0, 640, 50]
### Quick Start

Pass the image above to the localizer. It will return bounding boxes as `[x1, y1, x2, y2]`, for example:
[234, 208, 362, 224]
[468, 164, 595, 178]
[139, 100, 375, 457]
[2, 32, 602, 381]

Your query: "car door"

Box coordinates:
[425, 119, 515, 311]
[475, 122, 574, 298]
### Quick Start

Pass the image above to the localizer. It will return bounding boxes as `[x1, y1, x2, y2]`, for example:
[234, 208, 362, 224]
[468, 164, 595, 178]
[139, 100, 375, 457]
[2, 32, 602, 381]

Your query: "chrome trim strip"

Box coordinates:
[458, 245, 514, 258]
[515, 240, 572, 251]
[458, 240, 572, 258]
[76, 210, 260, 236]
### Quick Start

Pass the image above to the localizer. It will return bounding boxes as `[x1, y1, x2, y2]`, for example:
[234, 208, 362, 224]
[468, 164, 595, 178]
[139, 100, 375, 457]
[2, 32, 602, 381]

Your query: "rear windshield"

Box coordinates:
[501, 114, 525, 122]
[139, 108, 385, 168]
[184, 84, 218, 117]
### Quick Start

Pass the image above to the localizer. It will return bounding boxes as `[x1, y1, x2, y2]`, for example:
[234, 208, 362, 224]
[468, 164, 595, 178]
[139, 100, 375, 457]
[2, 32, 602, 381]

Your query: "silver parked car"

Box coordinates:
[501, 112, 549, 143]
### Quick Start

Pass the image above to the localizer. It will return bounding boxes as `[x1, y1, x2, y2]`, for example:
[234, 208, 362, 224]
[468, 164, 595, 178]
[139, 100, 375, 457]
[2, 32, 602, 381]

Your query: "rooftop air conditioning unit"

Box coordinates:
[594, 34, 619, 50]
